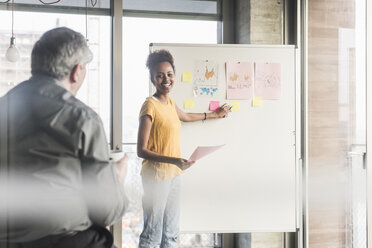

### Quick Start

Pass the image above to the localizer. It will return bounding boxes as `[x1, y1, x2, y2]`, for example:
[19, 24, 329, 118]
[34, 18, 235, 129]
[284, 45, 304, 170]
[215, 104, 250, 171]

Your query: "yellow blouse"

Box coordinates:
[139, 97, 183, 181]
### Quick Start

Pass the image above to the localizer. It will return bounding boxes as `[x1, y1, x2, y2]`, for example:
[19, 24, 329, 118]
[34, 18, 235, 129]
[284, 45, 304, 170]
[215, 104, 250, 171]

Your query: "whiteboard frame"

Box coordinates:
[149, 43, 301, 233]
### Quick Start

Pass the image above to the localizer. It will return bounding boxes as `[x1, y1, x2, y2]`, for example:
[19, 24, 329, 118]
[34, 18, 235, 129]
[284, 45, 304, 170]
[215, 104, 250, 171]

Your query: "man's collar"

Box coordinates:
[30, 74, 66, 89]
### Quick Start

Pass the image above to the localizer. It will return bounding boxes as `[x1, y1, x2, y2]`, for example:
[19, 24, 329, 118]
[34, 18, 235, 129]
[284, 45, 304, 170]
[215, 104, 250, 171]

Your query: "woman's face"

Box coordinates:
[151, 61, 175, 95]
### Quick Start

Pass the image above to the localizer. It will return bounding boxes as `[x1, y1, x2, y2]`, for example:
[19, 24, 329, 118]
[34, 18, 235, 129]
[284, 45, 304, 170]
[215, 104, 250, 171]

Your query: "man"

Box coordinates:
[0, 27, 128, 248]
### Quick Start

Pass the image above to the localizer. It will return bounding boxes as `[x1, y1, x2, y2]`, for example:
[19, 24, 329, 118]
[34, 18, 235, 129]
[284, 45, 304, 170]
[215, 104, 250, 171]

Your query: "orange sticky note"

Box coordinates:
[209, 101, 220, 111]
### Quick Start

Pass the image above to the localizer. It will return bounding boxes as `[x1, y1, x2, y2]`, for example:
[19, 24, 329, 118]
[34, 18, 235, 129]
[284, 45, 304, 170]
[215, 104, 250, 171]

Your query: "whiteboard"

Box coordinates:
[149, 44, 298, 233]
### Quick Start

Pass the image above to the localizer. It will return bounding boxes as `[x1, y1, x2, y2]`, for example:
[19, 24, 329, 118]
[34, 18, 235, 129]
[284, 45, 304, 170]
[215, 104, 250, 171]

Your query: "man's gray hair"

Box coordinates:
[31, 27, 93, 80]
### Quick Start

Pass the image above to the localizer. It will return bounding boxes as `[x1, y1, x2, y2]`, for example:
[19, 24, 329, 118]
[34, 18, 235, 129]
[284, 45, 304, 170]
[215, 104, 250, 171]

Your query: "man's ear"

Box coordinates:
[70, 64, 80, 83]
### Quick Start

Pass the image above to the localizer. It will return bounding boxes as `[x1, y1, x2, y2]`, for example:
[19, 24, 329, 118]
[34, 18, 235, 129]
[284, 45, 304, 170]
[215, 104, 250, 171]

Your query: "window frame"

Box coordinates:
[0, 1, 222, 247]
[0, 0, 221, 147]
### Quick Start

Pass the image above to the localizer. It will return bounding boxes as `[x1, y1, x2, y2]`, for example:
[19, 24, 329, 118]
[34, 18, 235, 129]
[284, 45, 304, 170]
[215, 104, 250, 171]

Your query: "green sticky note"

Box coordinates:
[252, 96, 263, 107]
[229, 101, 240, 111]
[184, 99, 195, 109]
[182, 72, 193, 82]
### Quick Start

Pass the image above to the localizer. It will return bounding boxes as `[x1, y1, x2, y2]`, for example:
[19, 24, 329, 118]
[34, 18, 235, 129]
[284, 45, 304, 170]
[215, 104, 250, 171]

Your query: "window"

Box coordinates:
[123, 0, 217, 15]
[5, 0, 109, 9]
[122, 17, 218, 143]
[0, 2, 221, 247]
[0, 10, 111, 139]
[121, 16, 218, 248]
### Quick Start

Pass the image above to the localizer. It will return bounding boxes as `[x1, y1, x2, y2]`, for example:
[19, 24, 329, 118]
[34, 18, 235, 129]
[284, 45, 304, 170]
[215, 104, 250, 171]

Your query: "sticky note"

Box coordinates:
[184, 99, 195, 109]
[209, 101, 220, 111]
[182, 72, 193, 82]
[229, 101, 240, 111]
[252, 96, 263, 107]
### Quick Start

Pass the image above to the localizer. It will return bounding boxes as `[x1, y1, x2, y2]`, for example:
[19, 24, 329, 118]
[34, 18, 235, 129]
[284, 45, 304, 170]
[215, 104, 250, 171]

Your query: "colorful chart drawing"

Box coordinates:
[194, 86, 218, 97]
[194, 60, 218, 86]
[226, 62, 253, 100]
[255, 62, 281, 100]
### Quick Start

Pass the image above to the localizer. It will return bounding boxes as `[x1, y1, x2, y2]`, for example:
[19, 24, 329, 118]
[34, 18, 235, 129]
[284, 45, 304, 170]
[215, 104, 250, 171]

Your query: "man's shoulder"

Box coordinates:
[4, 78, 33, 96]
[30, 74, 100, 121]
[67, 97, 100, 122]
[3, 76, 100, 125]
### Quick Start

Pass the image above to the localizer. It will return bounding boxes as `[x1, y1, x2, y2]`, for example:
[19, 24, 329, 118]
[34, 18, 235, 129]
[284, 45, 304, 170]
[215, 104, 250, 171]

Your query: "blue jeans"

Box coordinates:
[138, 176, 180, 248]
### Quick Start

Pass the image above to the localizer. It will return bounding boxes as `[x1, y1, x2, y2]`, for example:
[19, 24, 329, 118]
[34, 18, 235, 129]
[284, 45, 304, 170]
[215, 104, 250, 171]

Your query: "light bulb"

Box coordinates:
[6, 37, 20, 62]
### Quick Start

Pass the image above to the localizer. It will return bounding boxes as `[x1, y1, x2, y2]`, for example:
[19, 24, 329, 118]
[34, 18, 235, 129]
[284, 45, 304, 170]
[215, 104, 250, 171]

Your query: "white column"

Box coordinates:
[110, 0, 123, 247]
[366, 0, 372, 246]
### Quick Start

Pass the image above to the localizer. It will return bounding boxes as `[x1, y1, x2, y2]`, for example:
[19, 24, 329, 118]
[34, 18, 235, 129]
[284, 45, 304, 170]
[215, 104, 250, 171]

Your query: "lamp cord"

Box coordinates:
[11, 0, 14, 37]
[85, 0, 88, 41]
[35, 0, 99, 41]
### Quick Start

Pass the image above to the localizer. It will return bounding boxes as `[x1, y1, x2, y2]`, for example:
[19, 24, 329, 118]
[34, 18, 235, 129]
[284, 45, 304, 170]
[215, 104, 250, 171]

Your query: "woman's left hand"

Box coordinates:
[214, 103, 232, 118]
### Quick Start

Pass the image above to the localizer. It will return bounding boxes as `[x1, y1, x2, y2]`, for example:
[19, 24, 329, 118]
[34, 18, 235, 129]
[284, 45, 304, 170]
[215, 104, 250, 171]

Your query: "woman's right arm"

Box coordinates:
[137, 115, 194, 170]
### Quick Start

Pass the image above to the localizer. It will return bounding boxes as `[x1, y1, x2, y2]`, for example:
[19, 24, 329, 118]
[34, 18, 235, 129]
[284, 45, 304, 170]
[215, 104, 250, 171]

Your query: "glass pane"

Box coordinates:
[0, 11, 111, 139]
[123, 0, 217, 15]
[308, 0, 366, 247]
[122, 17, 218, 143]
[122, 17, 218, 248]
[2, 0, 109, 9]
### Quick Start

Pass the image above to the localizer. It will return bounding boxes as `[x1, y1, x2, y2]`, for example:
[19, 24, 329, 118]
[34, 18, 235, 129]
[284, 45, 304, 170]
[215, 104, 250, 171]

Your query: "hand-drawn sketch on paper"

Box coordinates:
[226, 62, 253, 100]
[254, 62, 281, 100]
[194, 60, 218, 86]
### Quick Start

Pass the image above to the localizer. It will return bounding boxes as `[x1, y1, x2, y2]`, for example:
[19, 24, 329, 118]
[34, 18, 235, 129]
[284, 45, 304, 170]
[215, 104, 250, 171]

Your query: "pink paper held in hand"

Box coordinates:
[188, 144, 225, 162]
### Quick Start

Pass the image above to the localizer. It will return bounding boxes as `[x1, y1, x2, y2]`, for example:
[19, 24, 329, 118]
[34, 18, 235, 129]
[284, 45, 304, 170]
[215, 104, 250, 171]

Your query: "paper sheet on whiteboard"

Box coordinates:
[188, 144, 225, 162]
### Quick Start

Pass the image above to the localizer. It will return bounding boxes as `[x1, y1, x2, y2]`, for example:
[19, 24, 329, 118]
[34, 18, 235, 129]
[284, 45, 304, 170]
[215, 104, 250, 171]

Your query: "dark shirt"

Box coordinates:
[0, 74, 127, 242]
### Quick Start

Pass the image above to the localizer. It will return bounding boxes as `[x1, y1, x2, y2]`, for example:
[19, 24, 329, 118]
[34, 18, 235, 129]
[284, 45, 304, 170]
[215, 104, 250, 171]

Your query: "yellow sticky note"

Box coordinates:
[182, 72, 193, 82]
[184, 99, 195, 109]
[229, 101, 240, 111]
[252, 96, 263, 107]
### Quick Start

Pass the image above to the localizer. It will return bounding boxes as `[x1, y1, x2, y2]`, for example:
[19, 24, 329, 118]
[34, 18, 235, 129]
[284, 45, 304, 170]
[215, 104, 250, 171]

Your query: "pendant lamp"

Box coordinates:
[6, 0, 20, 62]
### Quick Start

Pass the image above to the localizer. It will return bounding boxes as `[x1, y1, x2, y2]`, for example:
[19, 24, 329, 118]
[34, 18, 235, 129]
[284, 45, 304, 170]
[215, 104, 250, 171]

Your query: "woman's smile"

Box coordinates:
[161, 82, 172, 88]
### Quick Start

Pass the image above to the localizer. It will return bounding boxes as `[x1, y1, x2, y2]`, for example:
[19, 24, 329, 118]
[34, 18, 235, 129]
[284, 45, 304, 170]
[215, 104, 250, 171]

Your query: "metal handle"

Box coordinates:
[347, 151, 366, 169]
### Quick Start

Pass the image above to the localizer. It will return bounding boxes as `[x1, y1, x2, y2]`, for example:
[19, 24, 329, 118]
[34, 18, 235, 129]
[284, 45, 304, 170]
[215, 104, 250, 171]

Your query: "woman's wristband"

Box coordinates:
[203, 112, 207, 121]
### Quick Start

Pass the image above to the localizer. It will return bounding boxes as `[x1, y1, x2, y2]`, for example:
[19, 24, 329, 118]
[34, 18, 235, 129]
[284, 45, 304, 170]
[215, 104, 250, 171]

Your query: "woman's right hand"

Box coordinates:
[214, 103, 232, 118]
[174, 158, 195, 170]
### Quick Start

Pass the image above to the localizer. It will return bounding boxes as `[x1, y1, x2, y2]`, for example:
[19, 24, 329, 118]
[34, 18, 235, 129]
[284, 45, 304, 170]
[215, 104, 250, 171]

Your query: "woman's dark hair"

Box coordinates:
[146, 50, 175, 77]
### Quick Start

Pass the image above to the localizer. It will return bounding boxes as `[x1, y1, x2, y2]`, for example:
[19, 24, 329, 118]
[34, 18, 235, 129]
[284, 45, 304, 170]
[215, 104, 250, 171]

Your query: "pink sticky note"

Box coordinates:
[209, 101, 220, 111]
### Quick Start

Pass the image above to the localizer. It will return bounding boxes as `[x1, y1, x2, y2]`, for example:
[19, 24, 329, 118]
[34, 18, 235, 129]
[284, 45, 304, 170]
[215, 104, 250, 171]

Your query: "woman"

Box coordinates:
[137, 50, 230, 248]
